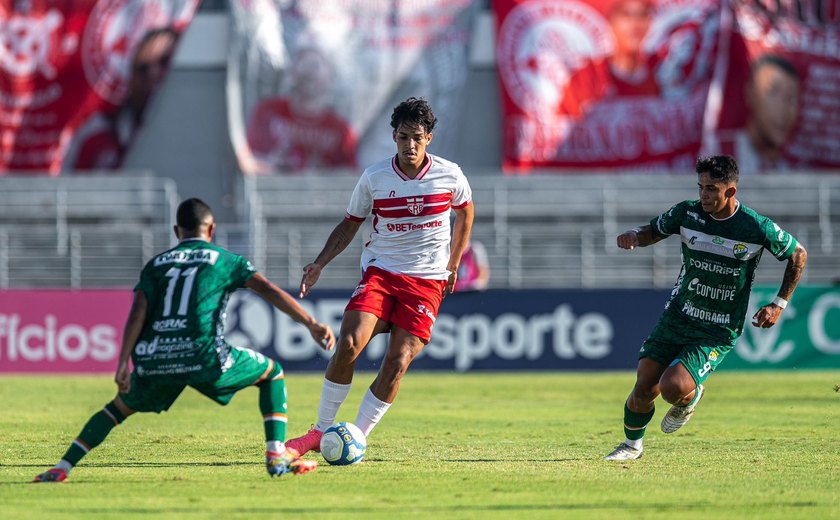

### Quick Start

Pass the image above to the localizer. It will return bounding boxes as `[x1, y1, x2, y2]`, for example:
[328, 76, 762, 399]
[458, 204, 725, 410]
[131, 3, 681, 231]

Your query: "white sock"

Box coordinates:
[354, 388, 392, 437]
[624, 438, 643, 450]
[315, 378, 352, 431]
[55, 459, 73, 473]
[266, 440, 285, 454]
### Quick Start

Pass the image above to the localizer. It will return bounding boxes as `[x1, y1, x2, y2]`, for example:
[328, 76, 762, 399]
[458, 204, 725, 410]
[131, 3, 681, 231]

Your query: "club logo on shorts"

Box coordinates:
[351, 283, 366, 298]
[406, 197, 424, 215]
[733, 243, 748, 260]
[709, 350, 718, 362]
[417, 304, 436, 322]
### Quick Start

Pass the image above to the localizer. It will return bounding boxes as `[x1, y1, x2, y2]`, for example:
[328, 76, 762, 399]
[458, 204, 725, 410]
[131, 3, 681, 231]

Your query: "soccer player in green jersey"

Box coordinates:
[34, 198, 336, 482]
[604, 156, 807, 461]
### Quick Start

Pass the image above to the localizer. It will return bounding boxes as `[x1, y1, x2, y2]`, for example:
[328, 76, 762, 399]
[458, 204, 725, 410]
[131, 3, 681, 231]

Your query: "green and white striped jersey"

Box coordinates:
[132, 239, 256, 379]
[651, 200, 797, 342]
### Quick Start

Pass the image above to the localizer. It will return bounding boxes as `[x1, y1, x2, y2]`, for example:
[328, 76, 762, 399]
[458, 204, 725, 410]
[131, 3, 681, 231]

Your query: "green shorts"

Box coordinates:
[120, 346, 277, 413]
[640, 309, 735, 385]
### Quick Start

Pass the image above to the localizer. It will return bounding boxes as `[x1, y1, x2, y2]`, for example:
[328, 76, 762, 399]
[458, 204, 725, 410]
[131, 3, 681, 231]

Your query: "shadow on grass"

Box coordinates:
[50, 502, 823, 515]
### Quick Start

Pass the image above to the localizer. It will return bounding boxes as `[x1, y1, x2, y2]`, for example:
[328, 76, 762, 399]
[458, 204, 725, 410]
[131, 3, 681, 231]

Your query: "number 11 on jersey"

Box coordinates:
[163, 267, 198, 316]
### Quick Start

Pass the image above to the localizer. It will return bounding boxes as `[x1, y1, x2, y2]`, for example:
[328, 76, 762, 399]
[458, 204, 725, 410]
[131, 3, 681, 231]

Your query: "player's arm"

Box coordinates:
[300, 218, 363, 297]
[446, 202, 475, 295]
[246, 273, 336, 350]
[115, 290, 148, 393]
[617, 225, 666, 250]
[752, 242, 807, 328]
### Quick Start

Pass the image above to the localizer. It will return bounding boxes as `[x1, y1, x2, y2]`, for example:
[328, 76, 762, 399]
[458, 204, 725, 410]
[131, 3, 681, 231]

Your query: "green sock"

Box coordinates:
[259, 364, 288, 444]
[61, 401, 126, 467]
[623, 402, 655, 441]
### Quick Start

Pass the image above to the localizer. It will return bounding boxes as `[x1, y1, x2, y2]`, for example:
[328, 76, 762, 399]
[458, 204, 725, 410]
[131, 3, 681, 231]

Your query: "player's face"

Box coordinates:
[130, 32, 176, 111]
[393, 123, 432, 169]
[747, 64, 800, 148]
[610, 0, 653, 55]
[697, 173, 736, 217]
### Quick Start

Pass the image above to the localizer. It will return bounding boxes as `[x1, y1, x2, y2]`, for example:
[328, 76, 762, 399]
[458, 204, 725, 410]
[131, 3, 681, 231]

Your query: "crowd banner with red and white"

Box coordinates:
[228, 0, 479, 175]
[701, 0, 840, 174]
[495, 0, 723, 172]
[495, 0, 840, 174]
[0, 0, 198, 174]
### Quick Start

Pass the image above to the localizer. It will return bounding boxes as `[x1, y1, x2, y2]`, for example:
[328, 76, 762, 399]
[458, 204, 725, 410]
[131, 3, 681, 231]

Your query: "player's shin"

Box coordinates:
[58, 401, 126, 473]
[259, 367, 288, 452]
[354, 388, 391, 436]
[623, 401, 655, 449]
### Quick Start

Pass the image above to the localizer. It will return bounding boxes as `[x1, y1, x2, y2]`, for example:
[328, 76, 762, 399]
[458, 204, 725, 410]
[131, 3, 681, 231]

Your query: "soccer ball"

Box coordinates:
[319, 422, 366, 466]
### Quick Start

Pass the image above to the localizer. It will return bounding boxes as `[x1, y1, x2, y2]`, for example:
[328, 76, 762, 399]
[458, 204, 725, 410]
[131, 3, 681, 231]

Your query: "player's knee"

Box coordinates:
[335, 335, 365, 363]
[630, 384, 658, 405]
[111, 396, 136, 419]
[381, 351, 412, 381]
[659, 380, 693, 405]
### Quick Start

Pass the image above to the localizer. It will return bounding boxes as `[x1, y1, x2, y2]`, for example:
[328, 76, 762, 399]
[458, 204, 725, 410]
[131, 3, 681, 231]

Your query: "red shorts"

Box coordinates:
[345, 266, 447, 342]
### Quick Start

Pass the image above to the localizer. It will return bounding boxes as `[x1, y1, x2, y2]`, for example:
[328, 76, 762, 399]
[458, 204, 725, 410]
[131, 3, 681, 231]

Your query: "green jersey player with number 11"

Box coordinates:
[605, 156, 807, 461]
[34, 198, 336, 482]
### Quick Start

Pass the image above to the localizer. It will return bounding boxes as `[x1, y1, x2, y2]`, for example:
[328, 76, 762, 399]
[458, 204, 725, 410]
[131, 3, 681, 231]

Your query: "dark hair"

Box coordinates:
[390, 97, 437, 133]
[176, 198, 213, 231]
[696, 155, 739, 184]
[751, 54, 798, 81]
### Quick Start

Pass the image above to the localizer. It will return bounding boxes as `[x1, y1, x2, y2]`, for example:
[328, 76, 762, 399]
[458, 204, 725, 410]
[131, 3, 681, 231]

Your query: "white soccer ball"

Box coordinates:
[319, 422, 366, 466]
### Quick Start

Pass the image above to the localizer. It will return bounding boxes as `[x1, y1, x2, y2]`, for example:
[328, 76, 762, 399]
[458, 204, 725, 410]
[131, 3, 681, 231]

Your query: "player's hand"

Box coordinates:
[299, 263, 322, 298]
[752, 303, 783, 328]
[445, 270, 458, 296]
[617, 231, 640, 250]
[114, 360, 131, 393]
[308, 321, 336, 351]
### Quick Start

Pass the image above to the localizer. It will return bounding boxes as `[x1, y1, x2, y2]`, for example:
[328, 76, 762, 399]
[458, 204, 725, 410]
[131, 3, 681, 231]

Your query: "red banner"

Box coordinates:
[0, 290, 131, 373]
[0, 0, 197, 174]
[702, 0, 840, 174]
[495, 0, 723, 172]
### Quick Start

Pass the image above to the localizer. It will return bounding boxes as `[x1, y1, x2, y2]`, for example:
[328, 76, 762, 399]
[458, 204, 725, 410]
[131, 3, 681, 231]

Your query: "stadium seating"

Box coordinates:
[0, 173, 838, 289]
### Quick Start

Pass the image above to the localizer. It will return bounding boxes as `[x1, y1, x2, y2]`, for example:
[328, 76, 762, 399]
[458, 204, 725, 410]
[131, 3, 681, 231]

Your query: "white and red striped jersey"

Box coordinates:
[345, 153, 472, 280]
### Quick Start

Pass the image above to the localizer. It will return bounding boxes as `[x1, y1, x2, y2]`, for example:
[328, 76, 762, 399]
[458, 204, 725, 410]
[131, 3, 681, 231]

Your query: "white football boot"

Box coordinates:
[604, 443, 643, 461]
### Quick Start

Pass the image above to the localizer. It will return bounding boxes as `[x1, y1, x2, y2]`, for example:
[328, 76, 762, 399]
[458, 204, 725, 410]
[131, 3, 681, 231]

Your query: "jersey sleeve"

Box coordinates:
[759, 217, 797, 261]
[230, 254, 258, 288]
[650, 201, 689, 238]
[345, 173, 372, 221]
[133, 262, 155, 299]
[452, 168, 472, 209]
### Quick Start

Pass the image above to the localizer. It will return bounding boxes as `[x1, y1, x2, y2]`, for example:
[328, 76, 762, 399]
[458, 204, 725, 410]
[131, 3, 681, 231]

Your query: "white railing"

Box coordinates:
[0, 173, 837, 288]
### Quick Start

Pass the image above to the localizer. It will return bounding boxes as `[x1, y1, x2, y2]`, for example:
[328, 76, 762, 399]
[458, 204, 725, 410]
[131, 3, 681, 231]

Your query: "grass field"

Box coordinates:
[1, 371, 838, 519]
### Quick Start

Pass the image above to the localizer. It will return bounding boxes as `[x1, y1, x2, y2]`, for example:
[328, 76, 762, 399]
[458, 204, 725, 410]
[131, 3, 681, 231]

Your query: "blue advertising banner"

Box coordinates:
[224, 287, 840, 372]
[224, 289, 668, 372]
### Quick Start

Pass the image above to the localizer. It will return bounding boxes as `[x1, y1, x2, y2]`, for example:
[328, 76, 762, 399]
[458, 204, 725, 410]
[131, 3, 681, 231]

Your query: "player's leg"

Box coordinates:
[659, 343, 729, 433]
[193, 346, 316, 476]
[354, 327, 425, 436]
[34, 395, 137, 483]
[354, 273, 443, 437]
[605, 357, 667, 461]
[286, 311, 387, 455]
[34, 373, 185, 482]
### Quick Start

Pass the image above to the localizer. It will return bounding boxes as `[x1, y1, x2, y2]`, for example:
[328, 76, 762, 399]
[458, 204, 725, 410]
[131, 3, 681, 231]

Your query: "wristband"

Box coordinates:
[772, 296, 788, 309]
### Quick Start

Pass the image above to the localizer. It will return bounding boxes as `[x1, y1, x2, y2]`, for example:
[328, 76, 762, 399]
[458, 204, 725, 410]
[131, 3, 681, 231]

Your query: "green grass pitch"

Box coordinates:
[1, 371, 838, 519]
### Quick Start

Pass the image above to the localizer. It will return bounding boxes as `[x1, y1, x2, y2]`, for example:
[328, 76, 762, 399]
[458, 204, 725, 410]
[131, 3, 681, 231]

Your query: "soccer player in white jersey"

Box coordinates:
[285, 97, 474, 456]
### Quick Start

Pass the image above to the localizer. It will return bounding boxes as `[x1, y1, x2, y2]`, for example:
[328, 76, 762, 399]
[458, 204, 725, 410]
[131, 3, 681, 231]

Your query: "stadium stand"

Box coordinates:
[244, 173, 840, 289]
[0, 173, 837, 289]
[0, 175, 179, 288]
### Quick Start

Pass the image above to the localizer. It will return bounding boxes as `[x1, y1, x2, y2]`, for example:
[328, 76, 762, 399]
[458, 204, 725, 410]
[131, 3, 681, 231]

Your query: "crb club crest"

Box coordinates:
[406, 197, 424, 215]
